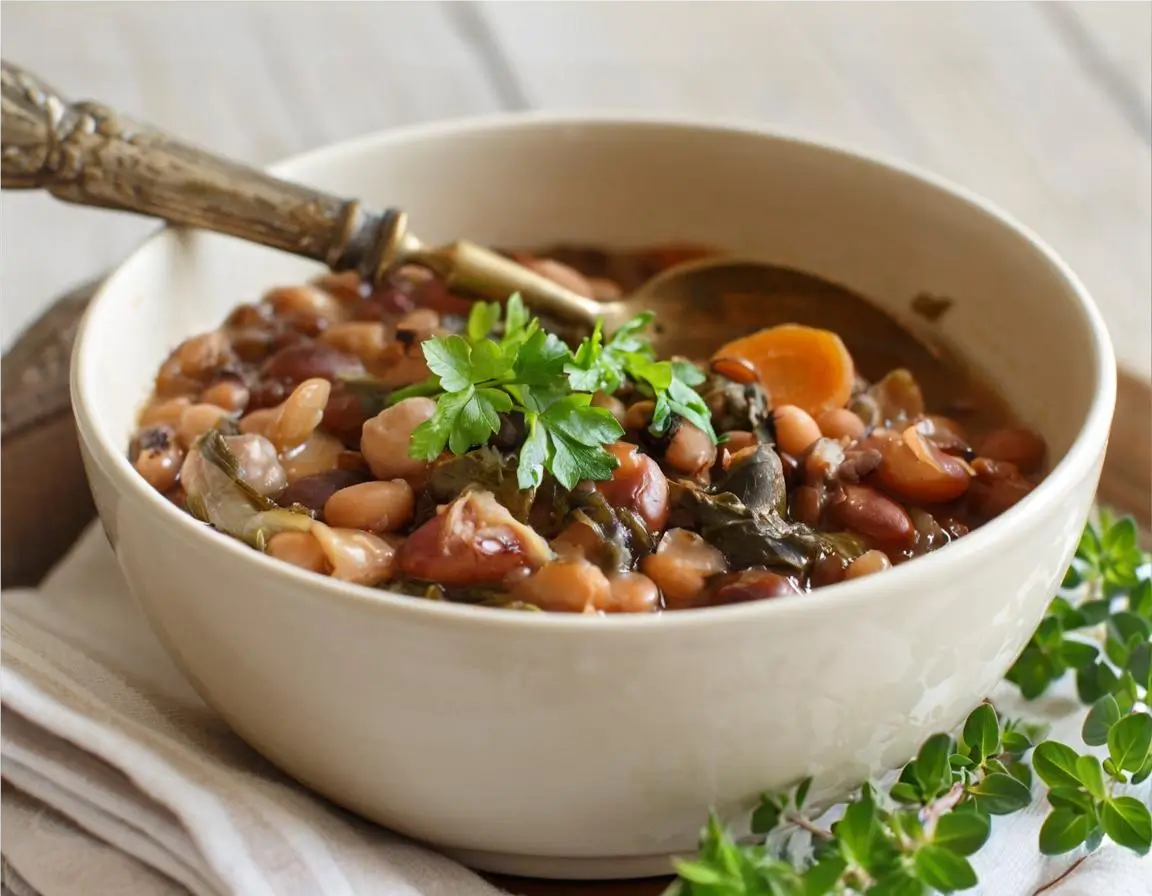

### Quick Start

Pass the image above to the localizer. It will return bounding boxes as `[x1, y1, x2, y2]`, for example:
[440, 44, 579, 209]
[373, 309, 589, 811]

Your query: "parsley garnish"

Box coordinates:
[403, 296, 716, 490]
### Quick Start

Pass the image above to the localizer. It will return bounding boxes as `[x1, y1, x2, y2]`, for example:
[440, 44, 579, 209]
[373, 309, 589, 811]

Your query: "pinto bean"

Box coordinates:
[640, 528, 727, 609]
[200, 377, 250, 413]
[603, 572, 661, 613]
[360, 397, 437, 481]
[511, 558, 612, 613]
[976, 427, 1046, 474]
[706, 569, 800, 605]
[267, 531, 328, 574]
[139, 396, 192, 429]
[875, 428, 972, 503]
[665, 422, 716, 477]
[830, 484, 914, 544]
[773, 405, 821, 457]
[595, 442, 670, 531]
[816, 408, 866, 442]
[323, 480, 415, 533]
[155, 331, 233, 396]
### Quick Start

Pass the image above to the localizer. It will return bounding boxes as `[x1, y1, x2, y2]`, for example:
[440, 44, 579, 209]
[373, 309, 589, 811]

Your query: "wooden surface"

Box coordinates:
[1, 4, 1150, 895]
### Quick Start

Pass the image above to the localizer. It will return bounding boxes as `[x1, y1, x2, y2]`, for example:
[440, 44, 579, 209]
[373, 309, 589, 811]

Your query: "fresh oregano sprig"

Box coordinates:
[670, 511, 1151, 895]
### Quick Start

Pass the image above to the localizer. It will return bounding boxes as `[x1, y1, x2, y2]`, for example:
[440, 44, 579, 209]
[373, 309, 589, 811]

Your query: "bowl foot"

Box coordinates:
[443, 845, 679, 880]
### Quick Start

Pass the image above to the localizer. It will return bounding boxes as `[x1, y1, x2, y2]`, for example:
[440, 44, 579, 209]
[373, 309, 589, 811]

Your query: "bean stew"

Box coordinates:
[128, 247, 1047, 613]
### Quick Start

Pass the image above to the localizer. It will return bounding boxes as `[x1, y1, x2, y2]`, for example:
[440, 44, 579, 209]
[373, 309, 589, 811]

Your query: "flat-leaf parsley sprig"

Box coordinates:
[669, 512, 1151, 896]
[398, 295, 716, 491]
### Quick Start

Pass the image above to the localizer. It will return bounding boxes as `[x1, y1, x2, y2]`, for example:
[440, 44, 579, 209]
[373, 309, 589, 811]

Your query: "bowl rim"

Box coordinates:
[71, 110, 1118, 633]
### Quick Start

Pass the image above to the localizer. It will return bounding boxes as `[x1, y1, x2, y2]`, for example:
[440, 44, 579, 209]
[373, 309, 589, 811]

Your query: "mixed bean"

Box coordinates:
[129, 248, 1047, 614]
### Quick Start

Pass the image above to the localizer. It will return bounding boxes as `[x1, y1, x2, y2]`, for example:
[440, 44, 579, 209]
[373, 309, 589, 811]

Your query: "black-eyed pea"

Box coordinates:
[267, 531, 328, 574]
[510, 559, 612, 613]
[665, 421, 716, 477]
[177, 403, 232, 448]
[845, 549, 892, 580]
[132, 426, 184, 492]
[596, 442, 670, 531]
[640, 529, 726, 609]
[773, 405, 821, 456]
[323, 480, 415, 533]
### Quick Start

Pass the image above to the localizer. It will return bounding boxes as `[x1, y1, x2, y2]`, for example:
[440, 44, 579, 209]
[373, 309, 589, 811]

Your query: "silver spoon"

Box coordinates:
[1, 59, 939, 375]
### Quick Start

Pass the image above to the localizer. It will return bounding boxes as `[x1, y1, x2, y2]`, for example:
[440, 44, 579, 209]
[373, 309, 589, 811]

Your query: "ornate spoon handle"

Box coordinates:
[0, 59, 603, 325]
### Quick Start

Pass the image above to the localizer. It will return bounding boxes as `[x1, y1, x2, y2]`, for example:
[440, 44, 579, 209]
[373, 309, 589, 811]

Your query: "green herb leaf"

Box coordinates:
[1107, 712, 1152, 773]
[423, 335, 476, 392]
[1039, 809, 1095, 855]
[1100, 796, 1152, 855]
[794, 778, 813, 811]
[914, 733, 955, 800]
[912, 844, 977, 893]
[1083, 696, 1122, 747]
[962, 704, 1001, 763]
[933, 811, 991, 856]
[1046, 785, 1094, 814]
[751, 796, 783, 835]
[466, 300, 502, 343]
[968, 772, 1032, 815]
[1076, 755, 1106, 799]
[1032, 741, 1084, 788]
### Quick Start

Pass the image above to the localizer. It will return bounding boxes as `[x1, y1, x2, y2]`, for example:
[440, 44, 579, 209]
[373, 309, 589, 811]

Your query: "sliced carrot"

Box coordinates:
[712, 324, 856, 417]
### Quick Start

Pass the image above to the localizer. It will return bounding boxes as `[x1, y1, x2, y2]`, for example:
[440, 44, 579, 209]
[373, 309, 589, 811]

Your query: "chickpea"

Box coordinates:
[773, 405, 821, 457]
[596, 442, 670, 531]
[816, 408, 866, 442]
[177, 403, 232, 449]
[875, 428, 971, 503]
[319, 321, 389, 367]
[265, 284, 345, 322]
[603, 572, 661, 613]
[311, 522, 397, 586]
[361, 397, 437, 481]
[139, 396, 191, 429]
[845, 550, 892, 580]
[512, 558, 612, 613]
[590, 391, 627, 424]
[281, 431, 345, 483]
[623, 400, 655, 432]
[522, 257, 594, 298]
[830, 485, 914, 545]
[200, 378, 250, 413]
[132, 426, 184, 492]
[267, 531, 328, 574]
[665, 421, 716, 477]
[640, 528, 727, 610]
[323, 480, 415, 532]
[976, 427, 1046, 475]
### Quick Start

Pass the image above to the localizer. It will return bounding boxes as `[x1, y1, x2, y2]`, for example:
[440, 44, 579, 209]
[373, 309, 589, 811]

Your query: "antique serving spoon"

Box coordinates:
[1, 59, 939, 369]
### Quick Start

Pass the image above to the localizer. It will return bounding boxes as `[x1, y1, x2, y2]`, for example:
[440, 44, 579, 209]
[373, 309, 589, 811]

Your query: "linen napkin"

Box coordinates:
[2, 526, 1149, 896]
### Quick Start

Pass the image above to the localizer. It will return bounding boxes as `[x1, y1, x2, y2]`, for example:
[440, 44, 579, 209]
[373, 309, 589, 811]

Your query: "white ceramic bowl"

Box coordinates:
[72, 115, 1115, 879]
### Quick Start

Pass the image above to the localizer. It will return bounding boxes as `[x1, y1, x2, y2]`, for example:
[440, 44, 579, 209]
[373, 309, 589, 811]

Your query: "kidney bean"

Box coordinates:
[229, 326, 278, 364]
[845, 550, 892, 580]
[361, 397, 437, 481]
[596, 442, 670, 531]
[773, 405, 821, 457]
[323, 480, 415, 533]
[830, 484, 914, 544]
[968, 458, 1036, 519]
[321, 383, 371, 448]
[809, 553, 848, 588]
[277, 469, 370, 514]
[398, 490, 553, 585]
[976, 427, 1046, 474]
[707, 569, 800, 605]
[875, 428, 972, 503]
[790, 485, 824, 527]
[640, 528, 727, 609]
[267, 531, 328, 574]
[259, 343, 364, 391]
[816, 408, 866, 442]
